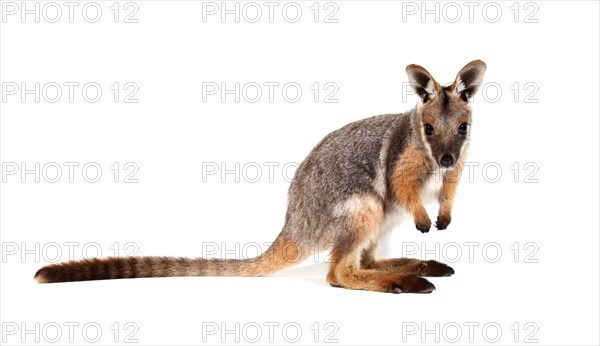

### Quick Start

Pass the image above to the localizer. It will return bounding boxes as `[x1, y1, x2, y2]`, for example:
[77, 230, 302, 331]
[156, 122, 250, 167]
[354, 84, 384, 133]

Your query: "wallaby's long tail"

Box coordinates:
[34, 234, 306, 283]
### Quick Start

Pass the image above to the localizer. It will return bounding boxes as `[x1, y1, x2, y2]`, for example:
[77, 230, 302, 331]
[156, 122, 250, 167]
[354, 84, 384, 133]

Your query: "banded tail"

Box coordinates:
[34, 235, 306, 283]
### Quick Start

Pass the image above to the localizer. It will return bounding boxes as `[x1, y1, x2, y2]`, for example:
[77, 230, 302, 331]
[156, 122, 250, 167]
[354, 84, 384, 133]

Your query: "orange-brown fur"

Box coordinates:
[390, 143, 432, 231]
[437, 155, 467, 229]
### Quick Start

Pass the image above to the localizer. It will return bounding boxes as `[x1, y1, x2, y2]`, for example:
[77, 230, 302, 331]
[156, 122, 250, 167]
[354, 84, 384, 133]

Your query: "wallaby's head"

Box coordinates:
[406, 60, 486, 169]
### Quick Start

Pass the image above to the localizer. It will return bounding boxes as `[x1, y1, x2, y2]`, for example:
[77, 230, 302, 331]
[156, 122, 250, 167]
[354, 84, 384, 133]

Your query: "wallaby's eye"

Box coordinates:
[424, 124, 434, 136]
[458, 123, 468, 135]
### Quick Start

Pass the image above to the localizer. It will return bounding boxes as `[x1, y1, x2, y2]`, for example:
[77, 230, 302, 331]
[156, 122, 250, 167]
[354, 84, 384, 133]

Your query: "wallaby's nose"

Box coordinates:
[440, 154, 454, 168]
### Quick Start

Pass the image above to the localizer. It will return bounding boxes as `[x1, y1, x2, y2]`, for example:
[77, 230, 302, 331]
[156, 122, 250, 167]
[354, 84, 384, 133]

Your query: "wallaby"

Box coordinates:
[35, 60, 486, 293]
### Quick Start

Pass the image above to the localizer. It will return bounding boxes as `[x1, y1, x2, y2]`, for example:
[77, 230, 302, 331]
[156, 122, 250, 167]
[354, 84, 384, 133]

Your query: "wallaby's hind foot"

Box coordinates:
[327, 268, 435, 294]
[328, 245, 436, 294]
[362, 257, 455, 277]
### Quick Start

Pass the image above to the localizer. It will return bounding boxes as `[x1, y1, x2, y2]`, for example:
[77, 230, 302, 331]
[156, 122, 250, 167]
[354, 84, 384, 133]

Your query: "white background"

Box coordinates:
[1, 1, 599, 345]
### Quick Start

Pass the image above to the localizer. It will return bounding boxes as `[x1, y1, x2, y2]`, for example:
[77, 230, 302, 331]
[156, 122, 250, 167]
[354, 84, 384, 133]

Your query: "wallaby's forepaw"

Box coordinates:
[415, 218, 432, 233]
[435, 215, 451, 230]
[419, 260, 455, 277]
[391, 275, 435, 294]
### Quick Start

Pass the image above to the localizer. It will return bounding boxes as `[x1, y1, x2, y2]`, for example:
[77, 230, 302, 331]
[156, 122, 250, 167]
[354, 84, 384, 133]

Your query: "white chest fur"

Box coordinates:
[419, 169, 445, 204]
[380, 169, 445, 236]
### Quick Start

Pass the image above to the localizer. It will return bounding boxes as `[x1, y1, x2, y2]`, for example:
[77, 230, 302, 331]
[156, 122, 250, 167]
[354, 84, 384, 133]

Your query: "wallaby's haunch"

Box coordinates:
[35, 60, 486, 294]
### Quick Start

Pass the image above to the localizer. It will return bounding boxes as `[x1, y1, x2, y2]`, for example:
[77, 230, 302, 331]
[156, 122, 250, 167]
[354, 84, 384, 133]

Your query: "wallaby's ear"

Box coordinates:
[453, 60, 487, 102]
[406, 64, 441, 104]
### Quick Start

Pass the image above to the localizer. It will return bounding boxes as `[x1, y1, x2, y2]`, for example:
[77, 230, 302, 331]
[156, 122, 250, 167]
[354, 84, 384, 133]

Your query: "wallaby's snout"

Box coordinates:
[440, 154, 454, 168]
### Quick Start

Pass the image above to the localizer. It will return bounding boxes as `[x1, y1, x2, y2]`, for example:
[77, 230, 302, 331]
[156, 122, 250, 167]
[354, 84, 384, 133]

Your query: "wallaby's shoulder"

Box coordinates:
[309, 112, 410, 156]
